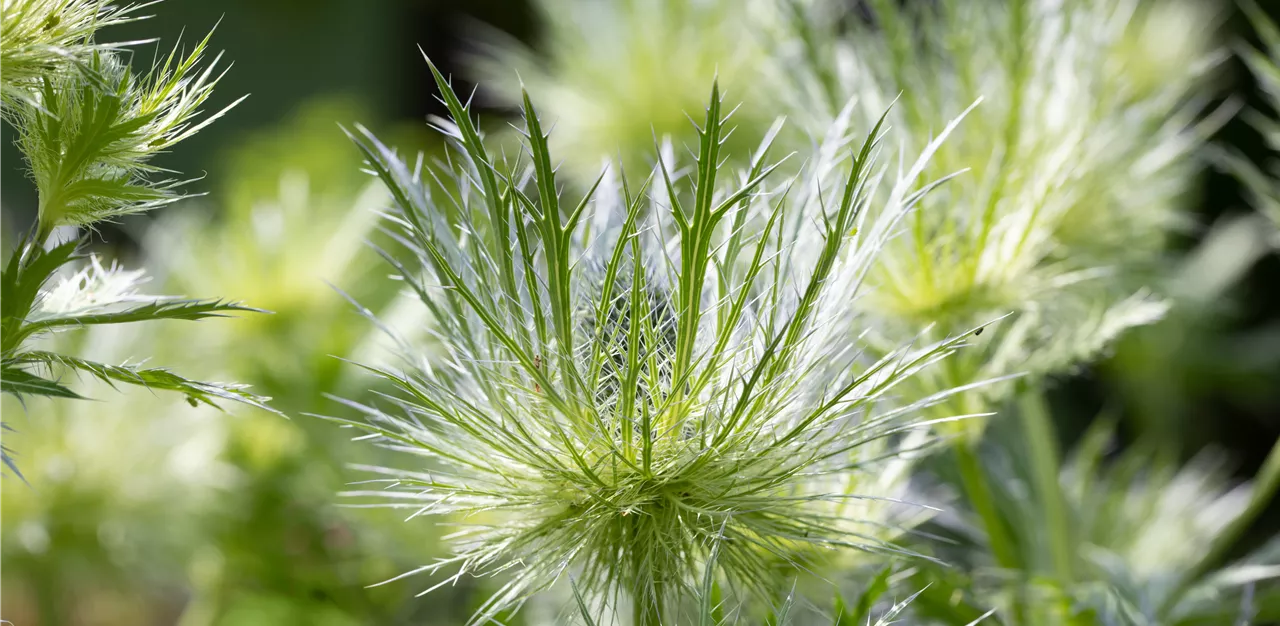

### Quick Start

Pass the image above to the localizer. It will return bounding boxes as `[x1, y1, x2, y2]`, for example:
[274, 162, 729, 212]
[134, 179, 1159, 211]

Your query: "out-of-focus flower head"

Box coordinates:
[1230, 1, 1280, 241]
[1, 322, 233, 605]
[768, 0, 1221, 431]
[470, 0, 772, 178]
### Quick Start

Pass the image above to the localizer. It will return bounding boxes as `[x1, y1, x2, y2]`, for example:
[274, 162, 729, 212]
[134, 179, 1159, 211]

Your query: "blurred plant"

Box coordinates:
[470, 0, 772, 179]
[764, 0, 1219, 425]
[909, 409, 1280, 626]
[131, 99, 448, 626]
[0, 0, 267, 475]
[1, 325, 233, 626]
[1104, 214, 1276, 451]
[332, 59, 981, 624]
[142, 98, 401, 411]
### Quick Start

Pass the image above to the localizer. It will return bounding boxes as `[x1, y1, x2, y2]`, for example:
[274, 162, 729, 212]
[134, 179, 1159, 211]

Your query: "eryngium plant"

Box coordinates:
[334, 60, 978, 624]
[917, 416, 1280, 625]
[1, 0, 268, 475]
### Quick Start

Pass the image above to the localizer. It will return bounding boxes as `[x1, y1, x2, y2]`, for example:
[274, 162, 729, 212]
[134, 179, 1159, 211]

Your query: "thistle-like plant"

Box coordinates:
[480, 0, 1218, 432]
[333, 59, 978, 624]
[1, 0, 268, 475]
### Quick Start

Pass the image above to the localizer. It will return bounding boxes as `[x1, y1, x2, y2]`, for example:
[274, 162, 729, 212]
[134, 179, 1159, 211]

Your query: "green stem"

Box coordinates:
[954, 439, 1019, 570]
[34, 211, 55, 245]
[35, 564, 70, 626]
[1018, 386, 1073, 583]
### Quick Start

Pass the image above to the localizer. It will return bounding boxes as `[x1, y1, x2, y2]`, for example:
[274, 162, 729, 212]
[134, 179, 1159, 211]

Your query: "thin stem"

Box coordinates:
[633, 592, 663, 626]
[35, 564, 70, 626]
[1018, 385, 1073, 583]
[954, 439, 1019, 570]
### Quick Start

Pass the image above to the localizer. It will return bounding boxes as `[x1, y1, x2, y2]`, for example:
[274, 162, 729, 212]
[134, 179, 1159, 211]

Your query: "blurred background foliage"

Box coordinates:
[2, 0, 1280, 624]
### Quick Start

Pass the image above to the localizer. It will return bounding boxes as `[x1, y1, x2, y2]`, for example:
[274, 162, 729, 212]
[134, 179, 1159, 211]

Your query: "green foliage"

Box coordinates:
[1, 375, 232, 626]
[334, 56, 979, 624]
[12, 37, 243, 233]
[912, 408, 1280, 626]
[0, 0, 267, 475]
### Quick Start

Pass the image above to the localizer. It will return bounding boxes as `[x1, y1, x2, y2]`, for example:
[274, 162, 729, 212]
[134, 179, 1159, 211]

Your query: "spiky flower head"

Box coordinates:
[335, 60, 975, 623]
[12, 33, 243, 235]
[764, 0, 1218, 432]
[0, 0, 143, 108]
[476, 0, 1217, 435]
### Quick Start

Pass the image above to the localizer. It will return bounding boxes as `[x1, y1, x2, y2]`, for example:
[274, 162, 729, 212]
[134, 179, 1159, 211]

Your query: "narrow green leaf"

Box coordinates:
[0, 366, 82, 398]
[843, 565, 892, 624]
[12, 351, 275, 413]
[16, 298, 263, 349]
[571, 577, 600, 626]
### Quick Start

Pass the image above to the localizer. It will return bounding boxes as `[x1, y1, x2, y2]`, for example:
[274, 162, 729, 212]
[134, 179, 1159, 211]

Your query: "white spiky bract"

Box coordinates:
[332, 59, 977, 624]
[35, 255, 153, 316]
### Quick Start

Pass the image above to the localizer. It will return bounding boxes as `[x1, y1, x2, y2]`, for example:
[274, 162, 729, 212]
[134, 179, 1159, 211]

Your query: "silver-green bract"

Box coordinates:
[334, 59, 976, 624]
